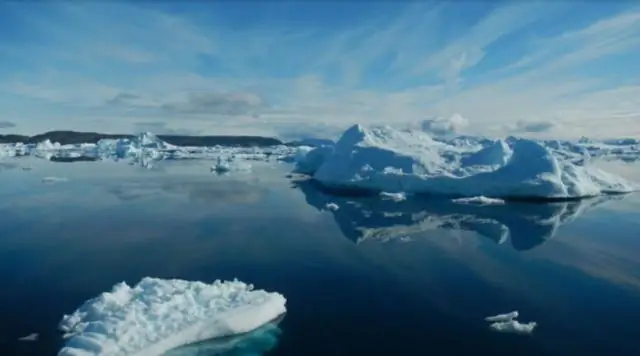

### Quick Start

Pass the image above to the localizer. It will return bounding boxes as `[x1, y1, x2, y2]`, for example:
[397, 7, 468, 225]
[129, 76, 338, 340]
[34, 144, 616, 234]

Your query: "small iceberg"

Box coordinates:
[296, 124, 636, 200]
[485, 310, 536, 335]
[58, 277, 286, 356]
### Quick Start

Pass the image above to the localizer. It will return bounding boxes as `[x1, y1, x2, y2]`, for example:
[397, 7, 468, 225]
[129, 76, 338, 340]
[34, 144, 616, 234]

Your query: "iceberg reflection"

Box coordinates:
[294, 179, 626, 250]
[164, 320, 282, 356]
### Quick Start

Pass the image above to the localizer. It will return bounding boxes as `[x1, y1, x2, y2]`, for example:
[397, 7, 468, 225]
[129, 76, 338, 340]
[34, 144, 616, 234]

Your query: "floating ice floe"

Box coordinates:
[42, 176, 68, 184]
[379, 191, 408, 202]
[295, 125, 636, 200]
[18, 333, 38, 342]
[485, 310, 536, 335]
[452, 196, 505, 205]
[58, 277, 286, 356]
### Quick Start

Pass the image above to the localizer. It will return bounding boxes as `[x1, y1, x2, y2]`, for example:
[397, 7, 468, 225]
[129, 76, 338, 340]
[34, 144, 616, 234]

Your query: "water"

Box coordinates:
[1, 157, 640, 355]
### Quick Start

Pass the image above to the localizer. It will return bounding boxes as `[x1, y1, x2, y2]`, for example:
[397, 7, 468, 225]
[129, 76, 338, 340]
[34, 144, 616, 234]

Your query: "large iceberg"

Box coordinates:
[296, 125, 636, 200]
[58, 277, 286, 356]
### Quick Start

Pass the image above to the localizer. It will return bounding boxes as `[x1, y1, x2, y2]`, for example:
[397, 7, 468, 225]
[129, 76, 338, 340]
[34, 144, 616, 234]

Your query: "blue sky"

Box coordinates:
[0, 1, 638, 140]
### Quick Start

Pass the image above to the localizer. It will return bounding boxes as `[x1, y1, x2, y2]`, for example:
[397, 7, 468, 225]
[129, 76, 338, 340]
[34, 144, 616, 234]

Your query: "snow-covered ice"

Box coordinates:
[58, 277, 286, 356]
[453, 196, 505, 205]
[295, 125, 636, 200]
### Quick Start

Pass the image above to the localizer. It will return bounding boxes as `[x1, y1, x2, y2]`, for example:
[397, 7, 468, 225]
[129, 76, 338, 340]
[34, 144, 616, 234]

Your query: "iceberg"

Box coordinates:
[293, 179, 626, 246]
[58, 277, 286, 356]
[296, 125, 636, 200]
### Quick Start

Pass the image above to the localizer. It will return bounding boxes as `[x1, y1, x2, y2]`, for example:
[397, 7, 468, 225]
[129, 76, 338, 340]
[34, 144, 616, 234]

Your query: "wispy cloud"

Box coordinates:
[0, 2, 638, 139]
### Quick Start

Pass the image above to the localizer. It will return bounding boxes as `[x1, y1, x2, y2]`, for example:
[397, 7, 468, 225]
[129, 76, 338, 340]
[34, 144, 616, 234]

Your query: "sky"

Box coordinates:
[0, 1, 639, 140]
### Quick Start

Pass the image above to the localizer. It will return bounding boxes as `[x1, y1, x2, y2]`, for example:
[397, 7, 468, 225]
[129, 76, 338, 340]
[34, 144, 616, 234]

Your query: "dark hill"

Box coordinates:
[0, 130, 283, 147]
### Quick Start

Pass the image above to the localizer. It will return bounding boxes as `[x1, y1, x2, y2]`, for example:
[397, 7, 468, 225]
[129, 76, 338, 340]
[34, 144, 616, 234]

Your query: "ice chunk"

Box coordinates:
[58, 277, 286, 356]
[325, 203, 340, 211]
[212, 156, 253, 174]
[489, 320, 537, 335]
[453, 196, 505, 205]
[485, 311, 518, 322]
[298, 124, 635, 200]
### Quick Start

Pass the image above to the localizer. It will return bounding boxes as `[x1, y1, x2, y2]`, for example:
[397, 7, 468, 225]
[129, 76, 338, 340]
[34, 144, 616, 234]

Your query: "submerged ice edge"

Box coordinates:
[58, 277, 287, 356]
[294, 125, 638, 200]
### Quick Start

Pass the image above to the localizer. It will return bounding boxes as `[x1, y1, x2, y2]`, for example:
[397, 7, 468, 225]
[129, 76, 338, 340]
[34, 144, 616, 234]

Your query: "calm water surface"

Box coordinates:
[1, 158, 640, 356]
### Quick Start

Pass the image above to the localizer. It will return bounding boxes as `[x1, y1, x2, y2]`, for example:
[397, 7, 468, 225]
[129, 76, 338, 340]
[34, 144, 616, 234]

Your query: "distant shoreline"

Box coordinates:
[0, 130, 284, 147]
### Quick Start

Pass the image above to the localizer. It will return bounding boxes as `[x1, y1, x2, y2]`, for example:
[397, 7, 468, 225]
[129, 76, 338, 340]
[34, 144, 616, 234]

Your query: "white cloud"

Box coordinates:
[0, 3, 639, 139]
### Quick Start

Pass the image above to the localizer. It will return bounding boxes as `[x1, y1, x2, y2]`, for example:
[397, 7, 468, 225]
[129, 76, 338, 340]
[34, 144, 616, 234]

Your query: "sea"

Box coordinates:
[1, 157, 639, 356]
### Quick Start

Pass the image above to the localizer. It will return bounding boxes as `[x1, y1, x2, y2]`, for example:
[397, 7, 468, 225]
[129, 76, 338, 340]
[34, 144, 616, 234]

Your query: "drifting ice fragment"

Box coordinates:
[485, 311, 518, 322]
[58, 277, 286, 356]
[325, 203, 340, 211]
[489, 320, 538, 335]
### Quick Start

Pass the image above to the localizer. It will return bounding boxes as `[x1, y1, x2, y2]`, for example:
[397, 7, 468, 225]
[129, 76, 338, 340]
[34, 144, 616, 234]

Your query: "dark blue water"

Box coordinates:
[1, 158, 640, 356]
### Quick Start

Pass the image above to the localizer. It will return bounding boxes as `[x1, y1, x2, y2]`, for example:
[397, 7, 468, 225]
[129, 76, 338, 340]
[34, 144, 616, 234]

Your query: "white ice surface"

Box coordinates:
[296, 125, 636, 200]
[453, 196, 505, 205]
[58, 277, 286, 356]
